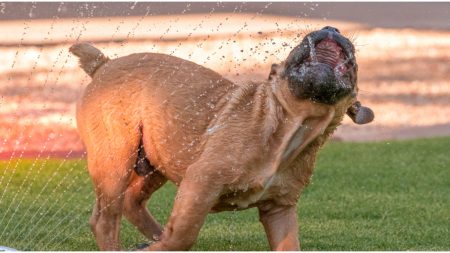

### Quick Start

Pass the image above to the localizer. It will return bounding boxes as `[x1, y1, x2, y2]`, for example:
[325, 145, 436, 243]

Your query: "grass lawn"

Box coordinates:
[0, 137, 449, 250]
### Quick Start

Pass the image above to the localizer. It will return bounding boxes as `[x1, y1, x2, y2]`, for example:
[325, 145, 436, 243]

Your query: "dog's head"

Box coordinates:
[270, 26, 374, 125]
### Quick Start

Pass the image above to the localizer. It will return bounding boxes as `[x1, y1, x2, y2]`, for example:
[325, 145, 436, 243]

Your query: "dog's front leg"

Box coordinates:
[145, 166, 222, 251]
[258, 203, 300, 251]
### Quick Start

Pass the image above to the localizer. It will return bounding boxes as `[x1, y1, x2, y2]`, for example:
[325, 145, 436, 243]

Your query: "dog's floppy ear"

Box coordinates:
[268, 63, 280, 81]
[347, 101, 374, 124]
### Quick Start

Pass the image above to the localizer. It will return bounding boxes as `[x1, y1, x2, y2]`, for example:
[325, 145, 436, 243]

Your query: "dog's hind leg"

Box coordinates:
[82, 121, 141, 250]
[87, 152, 137, 250]
[87, 142, 139, 250]
[123, 150, 167, 242]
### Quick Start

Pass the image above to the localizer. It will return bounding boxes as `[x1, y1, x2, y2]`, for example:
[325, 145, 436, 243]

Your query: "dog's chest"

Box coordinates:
[213, 122, 328, 211]
[214, 167, 302, 211]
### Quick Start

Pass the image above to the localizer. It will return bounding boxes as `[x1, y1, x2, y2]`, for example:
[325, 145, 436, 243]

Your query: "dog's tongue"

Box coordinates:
[316, 38, 344, 68]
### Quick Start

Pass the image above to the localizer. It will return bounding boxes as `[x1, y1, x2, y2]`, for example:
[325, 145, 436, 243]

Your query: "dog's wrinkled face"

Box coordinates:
[280, 26, 374, 124]
[284, 26, 356, 104]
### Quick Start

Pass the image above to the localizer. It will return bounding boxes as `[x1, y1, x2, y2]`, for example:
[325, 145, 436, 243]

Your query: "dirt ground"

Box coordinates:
[0, 14, 449, 159]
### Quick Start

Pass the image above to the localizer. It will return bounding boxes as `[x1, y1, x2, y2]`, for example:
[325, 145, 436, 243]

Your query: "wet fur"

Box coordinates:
[73, 42, 359, 251]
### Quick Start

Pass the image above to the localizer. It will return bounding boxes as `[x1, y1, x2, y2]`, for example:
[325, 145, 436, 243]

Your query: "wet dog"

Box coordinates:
[70, 26, 374, 251]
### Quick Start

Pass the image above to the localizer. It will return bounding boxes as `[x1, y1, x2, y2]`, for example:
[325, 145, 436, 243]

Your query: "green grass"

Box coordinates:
[0, 137, 449, 250]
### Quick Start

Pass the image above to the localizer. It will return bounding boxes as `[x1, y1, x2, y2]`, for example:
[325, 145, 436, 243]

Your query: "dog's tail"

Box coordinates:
[69, 43, 109, 77]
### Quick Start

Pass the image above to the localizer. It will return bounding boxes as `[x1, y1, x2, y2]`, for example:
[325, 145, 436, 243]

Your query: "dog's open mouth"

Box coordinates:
[305, 34, 355, 77]
[286, 26, 357, 74]
[283, 26, 358, 104]
[314, 38, 347, 73]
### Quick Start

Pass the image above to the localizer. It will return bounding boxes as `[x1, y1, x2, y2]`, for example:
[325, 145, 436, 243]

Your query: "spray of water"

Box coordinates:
[0, 2, 324, 250]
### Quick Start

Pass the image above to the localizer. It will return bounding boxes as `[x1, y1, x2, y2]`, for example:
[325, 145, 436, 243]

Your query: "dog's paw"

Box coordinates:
[132, 242, 150, 251]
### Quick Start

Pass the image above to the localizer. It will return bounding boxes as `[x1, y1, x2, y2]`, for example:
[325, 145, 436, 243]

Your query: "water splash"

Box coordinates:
[0, 2, 320, 250]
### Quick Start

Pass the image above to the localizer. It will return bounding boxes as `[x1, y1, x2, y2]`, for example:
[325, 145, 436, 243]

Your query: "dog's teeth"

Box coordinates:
[307, 36, 318, 63]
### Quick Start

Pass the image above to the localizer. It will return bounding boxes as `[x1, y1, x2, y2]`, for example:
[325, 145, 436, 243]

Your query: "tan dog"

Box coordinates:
[70, 26, 374, 251]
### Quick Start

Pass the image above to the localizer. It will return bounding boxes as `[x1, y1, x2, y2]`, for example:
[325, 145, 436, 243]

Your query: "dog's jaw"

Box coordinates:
[283, 26, 358, 105]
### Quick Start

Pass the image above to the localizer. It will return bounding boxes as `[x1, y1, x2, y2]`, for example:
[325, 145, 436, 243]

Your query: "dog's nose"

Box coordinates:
[321, 26, 340, 34]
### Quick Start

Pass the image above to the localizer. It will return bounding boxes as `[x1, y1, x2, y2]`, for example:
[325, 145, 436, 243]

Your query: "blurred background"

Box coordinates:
[0, 2, 449, 158]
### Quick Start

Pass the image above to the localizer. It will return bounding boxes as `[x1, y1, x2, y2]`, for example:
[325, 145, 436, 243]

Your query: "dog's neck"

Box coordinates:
[270, 79, 334, 121]
[268, 79, 339, 171]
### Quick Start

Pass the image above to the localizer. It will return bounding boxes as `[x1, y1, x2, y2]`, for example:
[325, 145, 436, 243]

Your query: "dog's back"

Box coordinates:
[72, 44, 237, 181]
